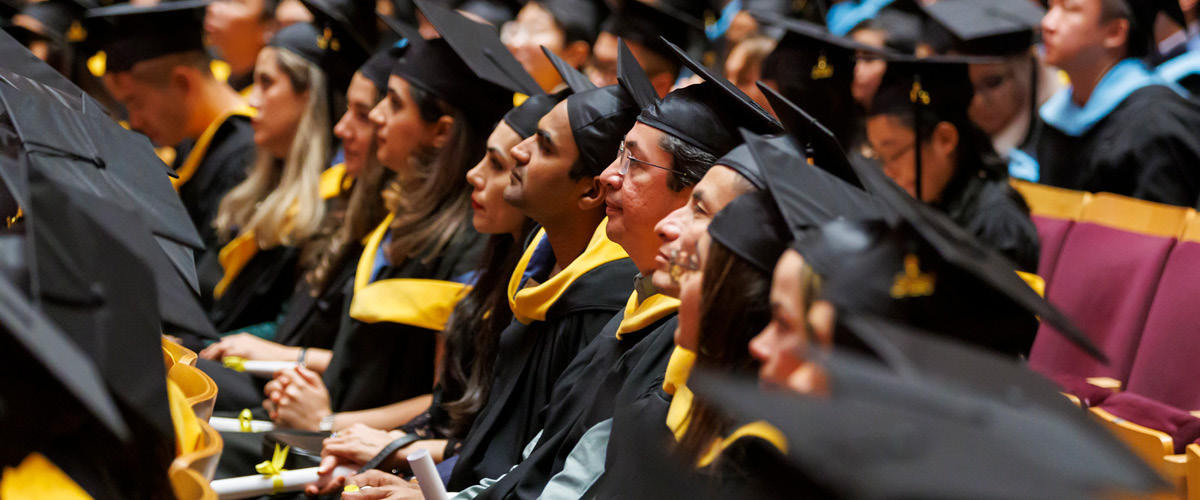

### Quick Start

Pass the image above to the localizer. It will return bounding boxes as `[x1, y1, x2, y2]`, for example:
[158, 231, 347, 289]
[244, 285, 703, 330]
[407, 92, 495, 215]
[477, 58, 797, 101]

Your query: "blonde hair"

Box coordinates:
[214, 47, 330, 248]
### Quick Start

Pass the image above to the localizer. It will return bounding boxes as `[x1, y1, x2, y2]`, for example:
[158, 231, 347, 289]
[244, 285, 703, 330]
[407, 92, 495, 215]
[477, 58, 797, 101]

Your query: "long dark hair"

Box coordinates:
[384, 84, 486, 264]
[677, 241, 773, 465]
[439, 220, 537, 436]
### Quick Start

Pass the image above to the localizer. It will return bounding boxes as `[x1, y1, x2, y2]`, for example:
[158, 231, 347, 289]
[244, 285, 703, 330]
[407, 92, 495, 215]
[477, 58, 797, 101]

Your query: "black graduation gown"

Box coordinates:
[1035, 85, 1200, 209]
[322, 215, 486, 413]
[467, 302, 680, 500]
[198, 244, 301, 334]
[172, 111, 254, 260]
[447, 228, 636, 491]
[934, 167, 1041, 273]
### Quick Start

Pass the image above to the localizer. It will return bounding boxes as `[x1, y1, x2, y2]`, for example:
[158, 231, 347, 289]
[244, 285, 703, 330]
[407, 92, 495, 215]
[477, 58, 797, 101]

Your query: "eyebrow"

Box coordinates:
[625, 139, 644, 158]
[486, 146, 509, 161]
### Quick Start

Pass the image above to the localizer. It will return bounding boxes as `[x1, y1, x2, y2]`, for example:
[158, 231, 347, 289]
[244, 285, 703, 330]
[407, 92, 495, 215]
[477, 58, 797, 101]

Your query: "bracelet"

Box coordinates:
[298, 347, 309, 367]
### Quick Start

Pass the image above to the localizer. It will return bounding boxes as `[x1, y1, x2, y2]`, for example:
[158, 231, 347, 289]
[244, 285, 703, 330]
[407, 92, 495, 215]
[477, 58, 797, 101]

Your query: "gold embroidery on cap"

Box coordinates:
[67, 21, 87, 42]
[811, 54, 833, 80]
[910, 82, 931, 105]
[890, 253, 936, 298]
[317, 27, 341, 51]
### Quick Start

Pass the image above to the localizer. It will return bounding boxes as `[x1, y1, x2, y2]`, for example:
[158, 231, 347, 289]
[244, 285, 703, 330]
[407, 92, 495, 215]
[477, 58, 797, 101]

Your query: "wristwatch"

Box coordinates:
[319, 414, 336, 432]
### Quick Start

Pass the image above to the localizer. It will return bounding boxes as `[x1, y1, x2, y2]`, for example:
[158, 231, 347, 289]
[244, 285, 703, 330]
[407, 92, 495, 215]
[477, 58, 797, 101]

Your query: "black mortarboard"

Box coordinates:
[503, 89, 570, 139]
[535, 0, 608, 44]
[6, 0, 92, 45]
[793, 149, 1104, 360]
[25, 168, 177, 497]
[81, 0, 207, 74]
[541, 42, 641, 175]
[634, 37, 782, 158]
[0, 52, 205, 288]
[745, 130, 881, 233]
[690, 368, 1170, 500]
[300, 0, 378, 57]
[615, 37, 658, 110]
[360, 42, 408, 95]
[0, 273, 130, 467]
[708, 188, 791, 273]
[377, 10, 422, 45]
[713, 143, 763, 189]
[868, 55, 991, 200]
[755, 15, 883, 148]
[922, 0, 1043, 56]
[267, 21, 364, 94]
[0, 0, 22, 20]
[758, 82, 864, 190]
[418, 0, 542, 96]
[601, 0, 703, 61]
[390, 0, 541, 132]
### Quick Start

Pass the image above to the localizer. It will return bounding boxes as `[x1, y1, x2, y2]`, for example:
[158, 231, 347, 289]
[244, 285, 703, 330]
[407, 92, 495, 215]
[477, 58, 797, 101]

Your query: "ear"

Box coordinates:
[429, 115, 456, 149]
[930, 121, 959, 159]
[1101, 17, 1130, 52]
[649, 72, 674, 98]
[561, 40, 592, 69]
[806, 300, 837, 349]
[170, 66, 194, 95]
[576, 175, 606, 211]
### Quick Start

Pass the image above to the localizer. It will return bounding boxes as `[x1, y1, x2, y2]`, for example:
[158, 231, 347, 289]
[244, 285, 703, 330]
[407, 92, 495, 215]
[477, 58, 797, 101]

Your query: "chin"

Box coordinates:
[651, 272, 679, 298]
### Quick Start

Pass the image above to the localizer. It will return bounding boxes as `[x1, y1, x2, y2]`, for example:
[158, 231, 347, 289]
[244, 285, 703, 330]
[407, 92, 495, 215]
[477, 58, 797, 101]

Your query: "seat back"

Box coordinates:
[162, 337, 198, 367]
[169, 362, 219, 422]
[1126, 215, 1200, 411]
[1187, 444, 1200, 500]
[169, 468, 216, 500]
[1010, 180, 1092, 284]
[1091, 407, 1181, 488]
[1029, 194, 1188, 381]
[170, 420, 224, 482]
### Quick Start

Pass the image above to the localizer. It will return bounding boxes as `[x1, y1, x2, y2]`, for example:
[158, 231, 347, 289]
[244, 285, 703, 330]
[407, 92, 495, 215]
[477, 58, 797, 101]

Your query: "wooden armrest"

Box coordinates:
[1087, 377, 1122, 391]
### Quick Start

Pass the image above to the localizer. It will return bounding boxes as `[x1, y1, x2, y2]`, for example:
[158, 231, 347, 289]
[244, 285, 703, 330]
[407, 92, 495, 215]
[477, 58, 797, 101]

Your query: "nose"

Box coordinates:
[333, 111, 350, 140]
[655, 206, 686, 244]
[368, 99, 386, 128]
[466, 162, 484, 189]
[511, 137, 533, 166]
[599, 157, 623, 191]
[748, 328, 772, 363]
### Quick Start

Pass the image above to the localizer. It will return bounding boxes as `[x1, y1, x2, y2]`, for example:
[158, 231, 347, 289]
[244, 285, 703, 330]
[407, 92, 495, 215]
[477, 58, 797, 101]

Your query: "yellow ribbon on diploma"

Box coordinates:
[238, 409, 254, 432]
[223, 356, 247, 372]
[255, 444, 290, 494]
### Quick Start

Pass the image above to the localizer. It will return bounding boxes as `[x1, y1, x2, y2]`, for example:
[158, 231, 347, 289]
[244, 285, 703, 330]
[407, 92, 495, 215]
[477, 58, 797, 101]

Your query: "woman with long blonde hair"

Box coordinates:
[199, 20, 358, 334]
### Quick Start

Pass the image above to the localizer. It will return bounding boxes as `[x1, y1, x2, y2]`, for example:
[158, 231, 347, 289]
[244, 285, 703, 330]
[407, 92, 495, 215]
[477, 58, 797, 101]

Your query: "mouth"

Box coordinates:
[509, 169, 522, 185]
[471, 196, 484, 211]
[655, 250, 670, 269]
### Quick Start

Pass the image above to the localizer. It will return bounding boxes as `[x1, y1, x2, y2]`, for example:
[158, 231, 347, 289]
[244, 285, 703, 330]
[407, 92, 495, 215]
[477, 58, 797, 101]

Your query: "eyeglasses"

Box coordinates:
[616, 141, 697, 180]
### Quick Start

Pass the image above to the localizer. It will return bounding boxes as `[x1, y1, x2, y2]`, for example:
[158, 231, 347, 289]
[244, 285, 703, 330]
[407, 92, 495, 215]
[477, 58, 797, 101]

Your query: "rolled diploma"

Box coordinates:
[208, 416, 276, 433]
[210, 465, 356, 500]
[408, 448, 449, 500]
[241, 360, 299, 377]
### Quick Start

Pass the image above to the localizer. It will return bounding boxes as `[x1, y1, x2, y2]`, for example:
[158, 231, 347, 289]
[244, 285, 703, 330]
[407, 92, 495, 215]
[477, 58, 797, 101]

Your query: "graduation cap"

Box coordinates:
[744, 130, 882, 232]
[0, 47, 205, 289]
[615, 37, 658, 110]
[758, 81, 863, 190]
[868, 54, 994, 201]
[0, 272, 130, 468]
[359, 42, 407, 95]
[921, 0, 1043, 56]
[5, 0, 93, 46]
[391, 0, 542, 132]
[24, 167, 178, 497]
[534, 0, 608, 44]
[300, 0, 378, 57]
[542, 42, 642, 175]
[791, 145, 1104, 360]
[689, 367, 1170, 500]
[633, 37, 781, 158]
[503, 89, 570, 139]
[267, 21, 365, 94]
[708, 188, 791, 273]
[0, 0, 22, 20]
[754, 15, 882, 150]
[81, 0, 207, 75]
[713, 143, 763, 189]
[601, 0, 704, 62]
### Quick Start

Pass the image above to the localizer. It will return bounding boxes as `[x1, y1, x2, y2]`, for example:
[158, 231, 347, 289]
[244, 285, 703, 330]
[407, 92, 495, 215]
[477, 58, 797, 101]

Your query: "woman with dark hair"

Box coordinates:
[261, 5, 543, 432]
[864, 57, 1039, 272]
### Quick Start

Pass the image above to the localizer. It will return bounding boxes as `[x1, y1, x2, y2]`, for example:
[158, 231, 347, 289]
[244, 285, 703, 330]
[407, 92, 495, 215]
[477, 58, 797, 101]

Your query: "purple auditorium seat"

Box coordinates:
[1029, 194, 1189, 381]
[1125, 224, 1200, 411]
[1101, 391, 1200, 454]
[1008, 181, 1091, 285]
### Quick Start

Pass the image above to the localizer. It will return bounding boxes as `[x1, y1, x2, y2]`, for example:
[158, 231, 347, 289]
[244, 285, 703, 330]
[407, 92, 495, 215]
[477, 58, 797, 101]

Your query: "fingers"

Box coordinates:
[341, 487, 396, 500]
[349, 470, 407, 488]
[293, 365, 322, 385]
[199, 342, 225, 360]
[317, 454, 341, 474]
